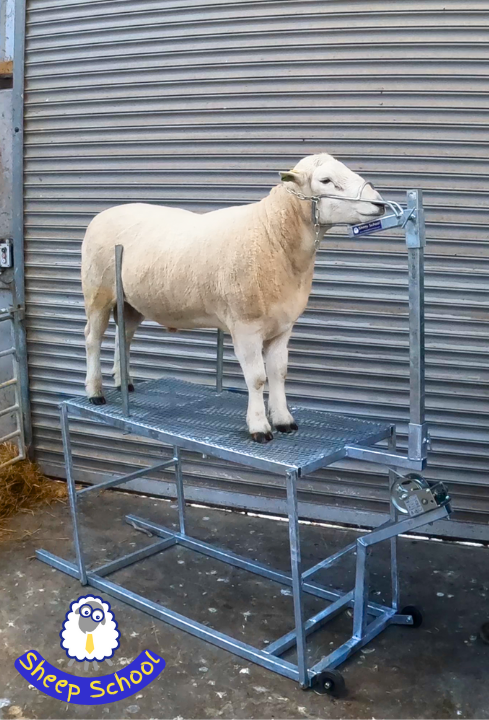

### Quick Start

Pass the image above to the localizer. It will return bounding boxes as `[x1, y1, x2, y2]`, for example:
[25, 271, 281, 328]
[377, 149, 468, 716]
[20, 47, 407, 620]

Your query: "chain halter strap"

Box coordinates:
[283, 186, 323, 249]
[283, 181, 401, 250]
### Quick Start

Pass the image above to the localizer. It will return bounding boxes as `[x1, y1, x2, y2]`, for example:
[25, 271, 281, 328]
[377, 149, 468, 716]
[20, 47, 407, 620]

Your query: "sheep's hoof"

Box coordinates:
[251, 431, 274, 443]
[275, 422, 299, 434]
[89, 396, 106, 406]
[116, 384, 135, 392]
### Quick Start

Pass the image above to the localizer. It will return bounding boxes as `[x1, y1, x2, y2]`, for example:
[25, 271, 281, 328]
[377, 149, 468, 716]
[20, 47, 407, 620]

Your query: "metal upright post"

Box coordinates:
[406, 190, 427, 461]
[285, 469, 308, 687]
[174, 446, 186, 535]
[60, 403, 87, 585]
[115, 245, 130, 416]
[12, 0, 33, 452]
[388, 429, 399, 610]
[216, 329, 224, 393]
[352, 538, 370, 640]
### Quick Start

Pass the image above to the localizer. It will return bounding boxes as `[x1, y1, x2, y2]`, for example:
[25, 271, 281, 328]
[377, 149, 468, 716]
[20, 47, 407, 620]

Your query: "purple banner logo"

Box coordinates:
[15, 649, 165, 705]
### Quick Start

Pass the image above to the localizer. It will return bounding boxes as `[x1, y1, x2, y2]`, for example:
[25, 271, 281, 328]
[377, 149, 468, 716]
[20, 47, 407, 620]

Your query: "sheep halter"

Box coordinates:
[283, 180, 396, 250]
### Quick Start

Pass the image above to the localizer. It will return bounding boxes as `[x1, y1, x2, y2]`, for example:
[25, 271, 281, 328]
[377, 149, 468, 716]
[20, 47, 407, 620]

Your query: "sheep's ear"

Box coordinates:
[101, 616, 106, 625]
[279, 170, 303, 185]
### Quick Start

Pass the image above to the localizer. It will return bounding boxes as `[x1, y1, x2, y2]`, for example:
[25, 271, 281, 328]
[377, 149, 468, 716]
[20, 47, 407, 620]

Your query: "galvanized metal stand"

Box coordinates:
[37, 190, 451, 693]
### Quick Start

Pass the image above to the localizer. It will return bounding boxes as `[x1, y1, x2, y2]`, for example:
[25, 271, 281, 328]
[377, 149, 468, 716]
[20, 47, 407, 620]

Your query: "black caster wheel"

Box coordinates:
[402, 605, 423, 628]
[313, 669, 346, 697]
[479, 622, 489, 645]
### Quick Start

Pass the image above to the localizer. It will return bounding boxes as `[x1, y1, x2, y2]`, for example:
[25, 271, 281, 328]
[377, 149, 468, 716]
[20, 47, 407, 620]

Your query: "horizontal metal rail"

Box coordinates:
[264, 591, 354, 657]
[344, 444, 426, 470]
[0, 451, 25, 470]
[1, 428, 22, 442]
[0, 377, 17, 391]
[310, 609, 396, 674]
[0, 403, 19, 419]
[78, 459, 175, 496]
[92, 538, 176, 578]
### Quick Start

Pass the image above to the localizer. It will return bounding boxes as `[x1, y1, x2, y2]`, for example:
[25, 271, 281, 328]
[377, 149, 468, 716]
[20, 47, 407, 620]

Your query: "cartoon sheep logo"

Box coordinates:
[60, 595, 120, 663]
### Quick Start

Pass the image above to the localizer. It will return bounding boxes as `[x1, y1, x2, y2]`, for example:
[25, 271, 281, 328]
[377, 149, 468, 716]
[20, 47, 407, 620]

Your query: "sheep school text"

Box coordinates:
[15, 650, 165, 704]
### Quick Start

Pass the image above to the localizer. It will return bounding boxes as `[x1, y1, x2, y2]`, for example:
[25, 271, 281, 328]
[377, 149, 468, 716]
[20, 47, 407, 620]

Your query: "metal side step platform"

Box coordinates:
[65, 376, 393, 476]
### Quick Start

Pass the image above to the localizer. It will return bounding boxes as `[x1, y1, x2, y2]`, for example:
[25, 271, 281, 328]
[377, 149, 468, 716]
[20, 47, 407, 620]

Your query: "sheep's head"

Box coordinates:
[280, 153, 384, 227]
[75, 600, 106, 633]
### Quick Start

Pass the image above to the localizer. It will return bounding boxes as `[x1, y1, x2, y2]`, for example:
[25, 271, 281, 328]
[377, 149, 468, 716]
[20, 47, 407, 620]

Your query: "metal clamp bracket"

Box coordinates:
[344, 444, 426, 471]
[405, 189, 426, 248]
[348, 208, 413, 238]
[408, 422, 430, 462]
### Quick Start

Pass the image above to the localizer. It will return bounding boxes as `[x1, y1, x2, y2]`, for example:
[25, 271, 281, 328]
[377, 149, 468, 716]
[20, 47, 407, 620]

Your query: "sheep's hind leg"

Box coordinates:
[264, 328, 298, 433]
[85, 304, 112, 404]
[113, 302, 144, 391]
[232, 325, 273, 443]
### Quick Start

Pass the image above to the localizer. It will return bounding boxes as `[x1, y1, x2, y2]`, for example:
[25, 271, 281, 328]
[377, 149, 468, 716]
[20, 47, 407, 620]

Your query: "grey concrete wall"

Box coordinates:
[0, 88, 18, 438]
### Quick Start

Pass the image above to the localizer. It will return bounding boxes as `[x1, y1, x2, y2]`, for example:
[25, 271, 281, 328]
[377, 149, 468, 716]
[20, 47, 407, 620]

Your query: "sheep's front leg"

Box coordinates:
[232, 326, 273, 443]
[264, 328, 298, 433]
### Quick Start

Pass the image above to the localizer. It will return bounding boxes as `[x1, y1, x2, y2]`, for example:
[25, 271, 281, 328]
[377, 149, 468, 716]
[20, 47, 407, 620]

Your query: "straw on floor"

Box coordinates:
[0, 442, 67, 531]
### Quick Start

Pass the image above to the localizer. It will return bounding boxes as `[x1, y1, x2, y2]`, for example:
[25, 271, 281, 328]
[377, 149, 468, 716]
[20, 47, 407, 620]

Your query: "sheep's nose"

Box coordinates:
[370, 188, 383, 204]
[371, 190, 386, 215]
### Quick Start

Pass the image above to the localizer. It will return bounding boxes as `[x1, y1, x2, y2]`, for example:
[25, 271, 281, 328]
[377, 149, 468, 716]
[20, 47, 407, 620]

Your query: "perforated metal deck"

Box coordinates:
[65, 377, 393, 475]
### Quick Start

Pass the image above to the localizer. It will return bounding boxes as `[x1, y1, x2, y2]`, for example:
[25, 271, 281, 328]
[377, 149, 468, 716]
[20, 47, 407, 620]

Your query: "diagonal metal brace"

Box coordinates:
[358, 503, 450, 548]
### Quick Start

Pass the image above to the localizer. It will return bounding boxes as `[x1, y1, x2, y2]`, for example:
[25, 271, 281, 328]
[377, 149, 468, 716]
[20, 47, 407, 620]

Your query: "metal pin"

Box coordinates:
[115, 245, 130, 416]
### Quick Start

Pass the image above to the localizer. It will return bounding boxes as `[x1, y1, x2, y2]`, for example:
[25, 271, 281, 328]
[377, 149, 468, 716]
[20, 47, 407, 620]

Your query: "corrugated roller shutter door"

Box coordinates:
[23, 0, 489, 539]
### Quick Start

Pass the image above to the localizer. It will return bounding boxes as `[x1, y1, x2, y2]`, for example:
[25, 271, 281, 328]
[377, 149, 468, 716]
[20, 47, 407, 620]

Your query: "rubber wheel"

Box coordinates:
[402, 605, 423, 628]
[479, 622, 489, 645]
[313, 669, 346, 697]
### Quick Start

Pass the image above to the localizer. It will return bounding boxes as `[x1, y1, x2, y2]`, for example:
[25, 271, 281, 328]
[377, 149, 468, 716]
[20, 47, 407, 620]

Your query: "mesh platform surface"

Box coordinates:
[65, 377, 392, 475]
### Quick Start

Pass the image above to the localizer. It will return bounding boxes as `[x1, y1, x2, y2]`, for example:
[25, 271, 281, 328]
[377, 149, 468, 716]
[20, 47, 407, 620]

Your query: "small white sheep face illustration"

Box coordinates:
[60, 595, 120, 662]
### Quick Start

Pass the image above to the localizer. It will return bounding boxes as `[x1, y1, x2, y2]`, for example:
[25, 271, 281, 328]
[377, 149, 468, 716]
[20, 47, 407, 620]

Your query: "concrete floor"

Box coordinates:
[1, 489, 488, 719]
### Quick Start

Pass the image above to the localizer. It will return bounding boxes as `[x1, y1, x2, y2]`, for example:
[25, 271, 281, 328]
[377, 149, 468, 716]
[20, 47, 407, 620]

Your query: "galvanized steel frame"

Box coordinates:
[37, 403, 450, 688]
[36, 190, 452, 688]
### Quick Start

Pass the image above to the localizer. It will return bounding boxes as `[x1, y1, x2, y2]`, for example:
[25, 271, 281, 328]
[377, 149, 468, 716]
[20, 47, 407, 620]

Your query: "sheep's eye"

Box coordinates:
[321, 178, 332, 185]
[80, 605, 91, 617]
[92, 609, 104, 622]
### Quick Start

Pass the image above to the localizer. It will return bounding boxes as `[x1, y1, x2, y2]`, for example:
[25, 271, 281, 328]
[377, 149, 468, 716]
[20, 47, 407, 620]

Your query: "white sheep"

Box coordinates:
[82, 153, 383, 442]
[60, 595, 120, 662]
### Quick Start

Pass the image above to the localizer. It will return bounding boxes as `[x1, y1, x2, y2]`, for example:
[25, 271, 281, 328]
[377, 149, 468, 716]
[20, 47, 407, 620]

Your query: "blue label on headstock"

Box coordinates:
[351, 219, 383, 236]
